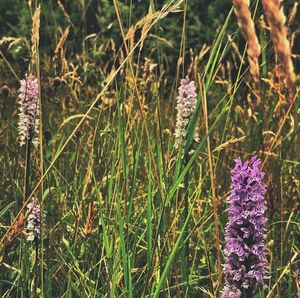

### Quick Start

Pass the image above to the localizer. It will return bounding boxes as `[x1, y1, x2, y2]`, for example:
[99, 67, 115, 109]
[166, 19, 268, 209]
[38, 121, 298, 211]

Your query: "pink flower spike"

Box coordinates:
[18, 74, 39, 146]
[174, 77, 198, 149]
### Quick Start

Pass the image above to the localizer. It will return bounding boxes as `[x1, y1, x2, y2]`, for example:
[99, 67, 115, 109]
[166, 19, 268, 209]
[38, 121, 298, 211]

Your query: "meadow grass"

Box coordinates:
[0, 0, 299, 297]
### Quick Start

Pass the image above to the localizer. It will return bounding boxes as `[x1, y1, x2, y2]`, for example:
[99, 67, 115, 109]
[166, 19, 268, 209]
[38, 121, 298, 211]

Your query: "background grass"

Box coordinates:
[0, 0, 299, 297]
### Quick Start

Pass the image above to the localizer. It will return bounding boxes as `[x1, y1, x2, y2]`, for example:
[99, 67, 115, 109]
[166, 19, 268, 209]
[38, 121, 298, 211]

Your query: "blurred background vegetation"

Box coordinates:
[1, 0, 299, 75]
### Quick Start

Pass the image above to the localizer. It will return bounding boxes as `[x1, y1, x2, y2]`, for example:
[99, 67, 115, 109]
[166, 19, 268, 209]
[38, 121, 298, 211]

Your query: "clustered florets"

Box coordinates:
[26, 197, 41, 242]
[222, 156, 268, 297]
[174, 77, 199, 149]
[18, 74, 39, 147]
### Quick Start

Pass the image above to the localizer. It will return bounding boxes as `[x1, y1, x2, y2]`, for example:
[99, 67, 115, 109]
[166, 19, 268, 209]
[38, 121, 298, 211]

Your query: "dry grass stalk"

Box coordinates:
[262, 87, 299, 168]
[54, 26, 70, 74]
[31, 5, 41, 65]
[233, 0, 261, 89]
[287, 2, 298, 26]
[228, 34, 244, 65]
[0, 212, 26, 264]
[140, 5, 153, 51]
[125, 7, 155, 46]
[57, 0, 73, 26]
[55, 26, 70, 56]
[198, 74, 222, 289]
[3, 213, 25, 247]
[81, 202, 95, 239]
[262, 0, 295, 92]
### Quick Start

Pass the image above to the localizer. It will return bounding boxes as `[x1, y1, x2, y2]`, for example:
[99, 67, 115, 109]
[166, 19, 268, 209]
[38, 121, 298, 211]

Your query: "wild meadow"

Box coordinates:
[0, 0, 299, 297]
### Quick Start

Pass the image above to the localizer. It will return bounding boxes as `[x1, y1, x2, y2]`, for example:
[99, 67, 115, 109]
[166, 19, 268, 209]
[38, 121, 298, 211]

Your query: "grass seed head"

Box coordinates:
[233, 0, 261, 89]
[262, 0, 295, 91]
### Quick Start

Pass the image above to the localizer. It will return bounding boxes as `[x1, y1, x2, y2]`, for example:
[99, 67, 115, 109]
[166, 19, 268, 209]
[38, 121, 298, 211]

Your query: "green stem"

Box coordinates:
[180, 153, 189, 296]
[24, 137, 32, 201]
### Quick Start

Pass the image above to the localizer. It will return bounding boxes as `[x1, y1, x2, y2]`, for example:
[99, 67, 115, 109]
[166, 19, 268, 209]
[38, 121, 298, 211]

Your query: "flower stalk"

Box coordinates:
[18, 74, 39, 205]
[174, 77, 199, 294]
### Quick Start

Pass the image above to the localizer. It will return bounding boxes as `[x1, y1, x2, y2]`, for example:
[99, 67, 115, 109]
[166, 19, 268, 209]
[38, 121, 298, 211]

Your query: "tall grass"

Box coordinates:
[0, 0, 299, 297]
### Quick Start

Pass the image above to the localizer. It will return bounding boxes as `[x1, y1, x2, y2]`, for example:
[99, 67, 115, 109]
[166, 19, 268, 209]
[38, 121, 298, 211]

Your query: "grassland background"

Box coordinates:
[0, 0, 299, 297]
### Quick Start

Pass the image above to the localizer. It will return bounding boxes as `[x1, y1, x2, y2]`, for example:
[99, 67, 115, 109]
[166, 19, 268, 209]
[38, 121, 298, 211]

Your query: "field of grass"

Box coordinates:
[0, 0, 299, 297]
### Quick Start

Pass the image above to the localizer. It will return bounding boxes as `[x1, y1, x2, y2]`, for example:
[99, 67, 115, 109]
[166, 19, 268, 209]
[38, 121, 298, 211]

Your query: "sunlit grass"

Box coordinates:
[0, 0, 299, 297]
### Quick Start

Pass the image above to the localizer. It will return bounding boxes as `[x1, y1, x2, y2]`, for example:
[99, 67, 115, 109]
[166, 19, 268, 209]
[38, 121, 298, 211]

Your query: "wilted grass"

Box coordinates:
[0, 0, 299, 297]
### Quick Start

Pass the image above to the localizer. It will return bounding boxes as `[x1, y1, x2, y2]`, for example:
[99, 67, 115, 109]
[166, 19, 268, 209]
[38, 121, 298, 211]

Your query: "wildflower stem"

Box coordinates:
[184, 154, 190, 294]
[180, 153, 190, 295]
[24, 137, 32, 203]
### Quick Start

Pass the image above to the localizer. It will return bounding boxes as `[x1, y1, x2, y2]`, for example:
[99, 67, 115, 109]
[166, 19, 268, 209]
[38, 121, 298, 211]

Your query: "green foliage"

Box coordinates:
[0, 0, 299, 297]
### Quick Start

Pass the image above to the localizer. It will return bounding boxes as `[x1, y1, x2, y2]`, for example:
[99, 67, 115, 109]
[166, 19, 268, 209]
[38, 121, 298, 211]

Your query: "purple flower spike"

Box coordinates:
[174, 77, 199, 149]
[222, 156, 268, 297]
[222, 286, 242, 298]
[18, 74, 39, 147]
